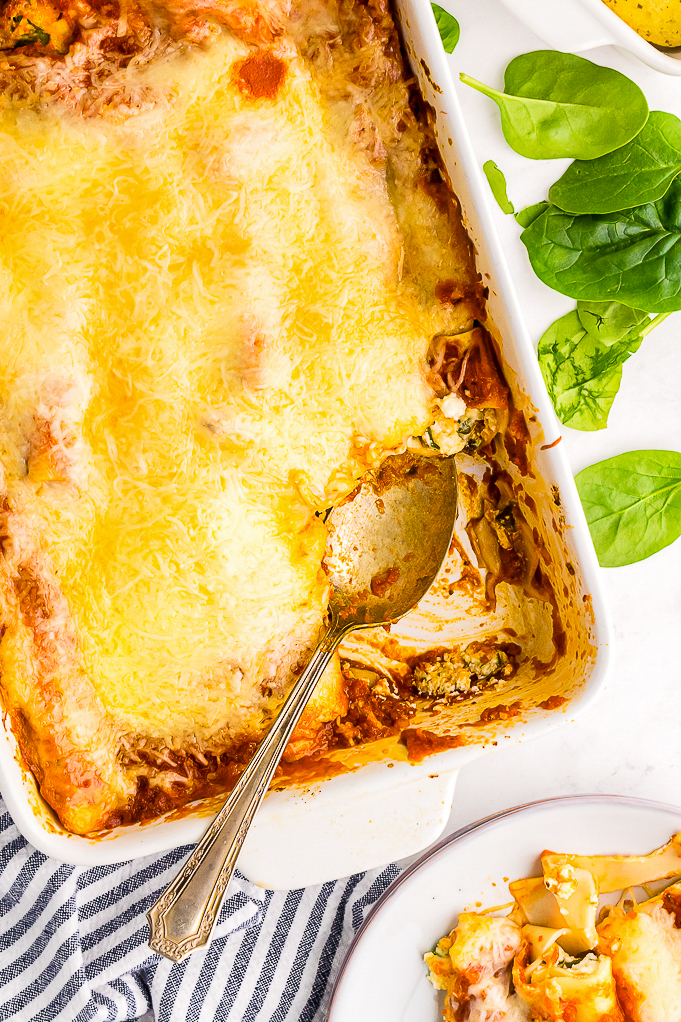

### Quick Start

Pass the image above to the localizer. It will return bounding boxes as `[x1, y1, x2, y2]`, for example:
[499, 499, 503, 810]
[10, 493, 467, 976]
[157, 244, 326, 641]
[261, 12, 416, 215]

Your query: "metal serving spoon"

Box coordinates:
[147, 451, 457, 962]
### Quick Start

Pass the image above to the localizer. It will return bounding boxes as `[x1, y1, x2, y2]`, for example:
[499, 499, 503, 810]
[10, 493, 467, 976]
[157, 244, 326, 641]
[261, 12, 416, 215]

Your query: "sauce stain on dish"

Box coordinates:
[370, 567, 400, 597]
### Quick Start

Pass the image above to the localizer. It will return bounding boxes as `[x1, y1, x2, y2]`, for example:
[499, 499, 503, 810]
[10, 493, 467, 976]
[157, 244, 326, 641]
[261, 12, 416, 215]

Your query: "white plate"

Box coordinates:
[327, 794, 681, 1022]
[498, 0, 681, 75]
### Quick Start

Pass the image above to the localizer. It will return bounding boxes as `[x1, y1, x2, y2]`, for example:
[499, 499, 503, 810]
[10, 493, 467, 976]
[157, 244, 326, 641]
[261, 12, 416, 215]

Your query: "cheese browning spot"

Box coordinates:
[233, 50, 288, 99]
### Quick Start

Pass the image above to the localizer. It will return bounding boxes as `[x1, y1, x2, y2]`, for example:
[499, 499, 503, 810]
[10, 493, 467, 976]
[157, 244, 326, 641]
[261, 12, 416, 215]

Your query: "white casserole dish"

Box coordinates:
[498, 0, 681, 75]
[0, 0, 612, 884]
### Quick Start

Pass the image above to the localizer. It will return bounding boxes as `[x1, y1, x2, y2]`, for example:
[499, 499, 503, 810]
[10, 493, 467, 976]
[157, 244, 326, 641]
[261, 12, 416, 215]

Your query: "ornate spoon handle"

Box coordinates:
[147, 618, 347, 962]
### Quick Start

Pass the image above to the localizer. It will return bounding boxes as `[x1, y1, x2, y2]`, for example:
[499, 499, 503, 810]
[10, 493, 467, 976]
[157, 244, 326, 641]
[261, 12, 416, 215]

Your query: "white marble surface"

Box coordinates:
[431, 0, 681, 837]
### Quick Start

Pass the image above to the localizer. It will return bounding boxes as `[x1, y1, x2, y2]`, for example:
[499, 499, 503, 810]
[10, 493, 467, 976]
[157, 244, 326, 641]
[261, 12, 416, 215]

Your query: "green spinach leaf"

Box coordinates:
[515, 202, 549, 228]
[576, 300, 649, 345]
[460, 51, 648, 161]
[520, 177, 681, 313]
[26, 19, 50, 46]
[576, 450, 681, 566]
[537, 309, 642, 431]
[8, 14, 50, 46]
[483, 160, 514, 214]
[432, 4, 459, 53]
[549, 111, 681, 214]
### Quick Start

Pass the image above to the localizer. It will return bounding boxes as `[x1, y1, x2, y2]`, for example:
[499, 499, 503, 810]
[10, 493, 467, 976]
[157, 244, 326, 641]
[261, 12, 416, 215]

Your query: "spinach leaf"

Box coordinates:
[576, 450, 681, 566]
[460, 51, 648, 161]
[431, 3, 459, 53]
[26, 19, 50, 45]
[549, 111, 681, 214]
[483, 160, 514, 214]
[537, 309, 642, 430]
[8, 14, 50, 46]
[576, 300, 649, 345]
[515, 201, 549, 228]
[520, 177, 681, 313]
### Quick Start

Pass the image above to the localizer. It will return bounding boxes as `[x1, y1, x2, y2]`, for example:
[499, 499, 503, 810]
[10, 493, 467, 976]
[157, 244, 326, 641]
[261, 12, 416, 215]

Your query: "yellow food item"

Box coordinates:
[600, 0, 681, 47]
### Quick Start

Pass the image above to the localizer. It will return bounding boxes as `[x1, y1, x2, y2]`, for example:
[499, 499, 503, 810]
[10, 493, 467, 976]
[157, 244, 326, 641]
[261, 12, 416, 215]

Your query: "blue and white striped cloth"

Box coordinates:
[0, 800, 401, 1021]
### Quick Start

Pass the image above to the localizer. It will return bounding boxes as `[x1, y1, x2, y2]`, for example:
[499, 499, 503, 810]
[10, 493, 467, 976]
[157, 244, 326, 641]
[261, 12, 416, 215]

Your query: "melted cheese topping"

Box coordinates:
[0, 29, 457, 752]
[598, 896, 681, 1022]
[425, 914, 528, 1022]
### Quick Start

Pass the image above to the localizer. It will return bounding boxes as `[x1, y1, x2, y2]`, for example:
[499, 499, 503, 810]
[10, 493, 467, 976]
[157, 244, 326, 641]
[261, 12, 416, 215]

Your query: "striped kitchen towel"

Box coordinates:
[0, 800, 402, 1021]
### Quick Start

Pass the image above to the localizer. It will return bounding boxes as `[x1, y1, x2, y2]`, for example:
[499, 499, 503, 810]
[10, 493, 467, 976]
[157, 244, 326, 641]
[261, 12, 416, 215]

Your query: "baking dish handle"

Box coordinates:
[235, 762, 463, 890]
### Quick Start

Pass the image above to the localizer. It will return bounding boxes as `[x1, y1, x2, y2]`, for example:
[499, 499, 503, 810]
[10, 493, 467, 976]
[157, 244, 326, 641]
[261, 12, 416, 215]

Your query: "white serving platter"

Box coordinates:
[499, 0, 681, 75]
[0, 0, 612, 880]
[327, 794, 681, 1022]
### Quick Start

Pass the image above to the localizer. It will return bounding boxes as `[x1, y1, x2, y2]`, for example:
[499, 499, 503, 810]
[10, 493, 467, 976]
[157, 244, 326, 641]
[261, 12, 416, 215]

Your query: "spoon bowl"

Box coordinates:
[325, 452, 458, 629]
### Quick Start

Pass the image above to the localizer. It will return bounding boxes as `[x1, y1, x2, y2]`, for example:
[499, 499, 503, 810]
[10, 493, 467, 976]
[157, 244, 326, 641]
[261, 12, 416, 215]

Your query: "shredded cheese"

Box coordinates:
[0, 31, 454, 747]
